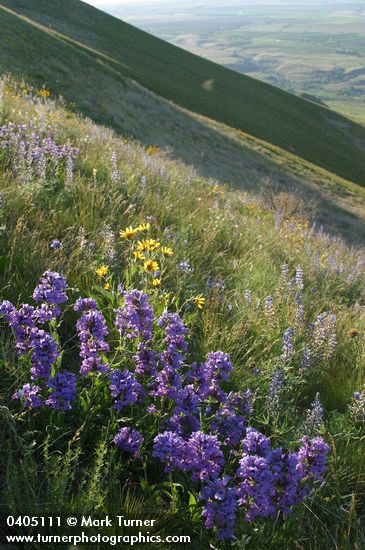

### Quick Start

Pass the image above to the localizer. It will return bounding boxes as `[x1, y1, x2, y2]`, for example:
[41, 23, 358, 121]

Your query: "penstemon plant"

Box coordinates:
[1, 235, 331, 541]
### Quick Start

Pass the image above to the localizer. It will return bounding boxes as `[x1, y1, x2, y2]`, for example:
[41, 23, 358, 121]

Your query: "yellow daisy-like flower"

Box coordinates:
[144, 260, 159, 273]
[147, 145, 160, 156]
[194, 294, 205, 309]
[120, 226, 137, 240]
[152, 278, 161, 287]
[136, 240, 148, 251]
[95, 265, 109, 277]
[146, 239, 160, 251]
[137, 239, 160, 252]
[136, 222, 151, 233]
[104, 282, 111, 290]
[161, 246, 174, 257]
[133, 250, 146, 260]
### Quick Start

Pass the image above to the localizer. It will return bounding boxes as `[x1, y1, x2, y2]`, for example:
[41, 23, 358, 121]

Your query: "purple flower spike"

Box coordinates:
[114, 427, 143, 459]
[152, 431, 189, 472]
[115, 290, 154, 341]
[46, 371, 77, 411]
[187, 431, 224, 481]
[33, 271, 68, 306]
[109, 368, 145, 409]
[200, 477, 237, 539]
[13, 384, 43, 408]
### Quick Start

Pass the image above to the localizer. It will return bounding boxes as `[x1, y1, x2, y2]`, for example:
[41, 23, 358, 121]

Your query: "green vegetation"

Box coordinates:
[1, 0, 365, 188]
[0, 77, 365, 550]
[127, 0, 365, 122]
[0, 2, 365, 547]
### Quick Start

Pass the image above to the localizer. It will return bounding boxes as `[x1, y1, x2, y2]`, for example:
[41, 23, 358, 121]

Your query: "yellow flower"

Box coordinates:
[136, 240, 148, 251]
[146, 239, 160, 251]
[37, 88, 51, 98]
[95, 265, 109, 277]
[104, 282, 111, 290]
[120, 226, 137, 240]
[147, 145, 160, 156]
[194, 294, 205, 309]
[137, 239, 160, 252]
[144, 260, 159, 273]
[136, 222, 151, 233]
[152, 278, 161, 287]
[161, 246, 173, 257]
[133, 250, 146, 260]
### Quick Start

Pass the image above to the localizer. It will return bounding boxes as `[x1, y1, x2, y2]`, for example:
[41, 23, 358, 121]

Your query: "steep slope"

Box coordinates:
[1, 0, 365, 187]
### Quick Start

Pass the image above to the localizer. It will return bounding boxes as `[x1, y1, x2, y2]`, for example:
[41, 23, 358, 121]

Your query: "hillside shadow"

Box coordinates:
[1, 3, 364, 246]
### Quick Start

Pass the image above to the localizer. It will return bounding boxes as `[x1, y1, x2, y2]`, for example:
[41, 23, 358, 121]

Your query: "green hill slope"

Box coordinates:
[0, 79, 365, 549]
[1, 0, 365, 187]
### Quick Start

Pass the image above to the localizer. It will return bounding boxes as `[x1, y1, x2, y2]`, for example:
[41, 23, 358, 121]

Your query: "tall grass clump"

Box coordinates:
[0, 80, 364, 549]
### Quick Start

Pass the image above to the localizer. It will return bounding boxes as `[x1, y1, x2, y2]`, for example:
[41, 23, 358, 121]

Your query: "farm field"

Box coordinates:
[115, 0, 365, 121]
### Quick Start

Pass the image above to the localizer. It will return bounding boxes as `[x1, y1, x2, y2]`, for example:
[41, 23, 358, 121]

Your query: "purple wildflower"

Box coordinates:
[115, 290, 154, 341]
[244, 289, 252, 304]
[237, 452, 276, 521]
[173, 384, 199, 414]
[75, 303, 109, 375]
[264, 295, 274, 321]
[267, 368, 284, 415]
[33, 271, 68, 307]
[111, 151, 118, 182]
[114, 427, 143, 459]
[187, 431, 224, 481]
[132, 343, 157, 376]
[200, 477, 237, 539]
[29, 328, 60, 379]
[242, 427, 271, 456]
[227, 390, 253, 416]
[296, 293, 304, 324]
[46, 371, 77, 411]
[74, 297, 97, 312]
[109, 368, 145, 409]
[295, 266, 304, 291]
[158, 311, 188, 370]
[211, 404, 246, 447]
[0, 301, 35, 354]
[12, 383, 43, 408]
[165, 412, 200, 436]
[349, 387, 365, 423]
[281, 327, 295, 362]
[65, 156, 73, 187]
[153, 431, 189, 472]
[300, 346, 312, 371]
[297, 437, 331, 483]
[191, 351, 232, 401]
[50, 239, 62, 250]
[179, 261, 194, 274]
[151, 367, 182, 400]
[304, 393, 324, 436]
[33, 303, 58, 324]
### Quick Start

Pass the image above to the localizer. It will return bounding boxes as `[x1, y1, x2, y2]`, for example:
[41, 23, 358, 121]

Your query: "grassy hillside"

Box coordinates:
[1, 0, 365, 188]
[1, 79, 365, 549]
